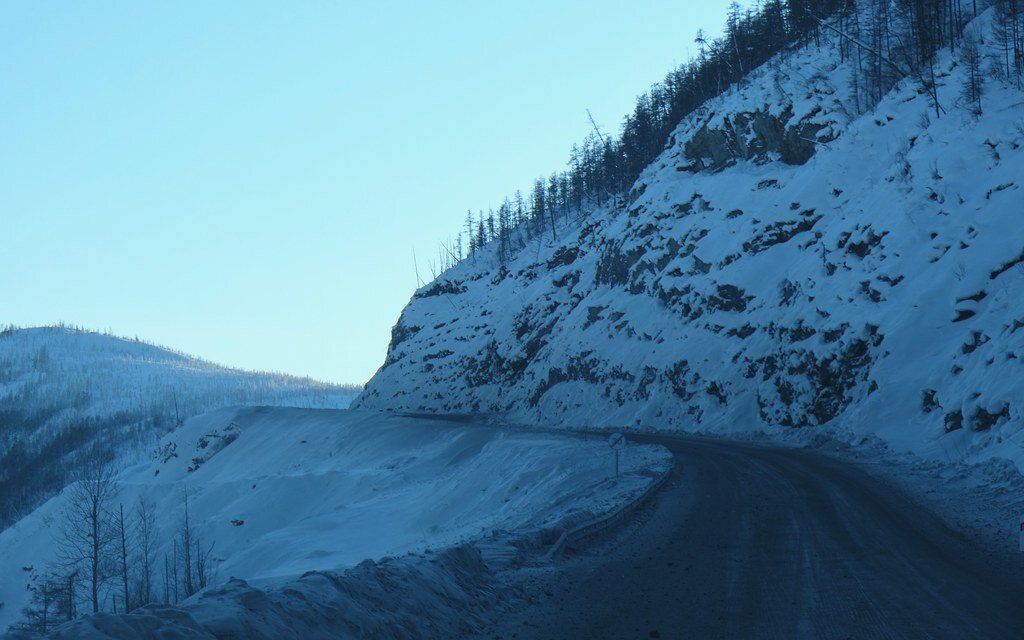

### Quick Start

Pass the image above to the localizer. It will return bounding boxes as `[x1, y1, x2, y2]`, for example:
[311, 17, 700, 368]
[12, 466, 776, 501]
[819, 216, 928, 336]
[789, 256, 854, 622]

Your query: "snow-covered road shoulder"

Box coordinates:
[46, 545, 501, 640]
[1, 408, 671, 636]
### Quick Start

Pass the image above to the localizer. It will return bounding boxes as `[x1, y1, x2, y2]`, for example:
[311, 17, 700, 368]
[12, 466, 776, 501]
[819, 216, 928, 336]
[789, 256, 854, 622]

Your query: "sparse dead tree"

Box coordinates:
[962, 33, 983, 115]
[55, 456, 117, 614]
[135, 497, 157, 606]
[194, 535, 215, 591]
[162, 553, 171, 604]
[17, 572, 59, 633]
[805, 8, 910, 79]
[115, 503, 132, 613]
[179, 486, 195, 598]
[171, 542, 180, 603]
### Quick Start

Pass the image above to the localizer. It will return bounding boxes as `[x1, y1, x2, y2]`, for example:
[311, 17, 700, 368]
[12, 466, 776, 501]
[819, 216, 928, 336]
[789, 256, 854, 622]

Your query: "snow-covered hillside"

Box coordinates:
[0, 326, 359, 529]
[356, 10, 1024, 469]
[0, 407, 669, 633]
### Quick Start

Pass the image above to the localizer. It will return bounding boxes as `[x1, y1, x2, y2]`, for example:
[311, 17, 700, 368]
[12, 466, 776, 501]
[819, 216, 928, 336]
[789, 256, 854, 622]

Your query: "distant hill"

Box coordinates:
[0, 325, 360, 529]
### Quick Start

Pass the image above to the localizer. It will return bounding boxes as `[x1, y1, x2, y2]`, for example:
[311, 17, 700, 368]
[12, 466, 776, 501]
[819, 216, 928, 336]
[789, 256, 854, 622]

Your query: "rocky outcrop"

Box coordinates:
[356, 23, 1024, 466]
[681, 106, 835, 171]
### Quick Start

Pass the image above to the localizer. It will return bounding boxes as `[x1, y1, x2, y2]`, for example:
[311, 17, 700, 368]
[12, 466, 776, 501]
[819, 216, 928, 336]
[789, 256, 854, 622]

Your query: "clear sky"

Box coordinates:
[1, 1, 739, 385]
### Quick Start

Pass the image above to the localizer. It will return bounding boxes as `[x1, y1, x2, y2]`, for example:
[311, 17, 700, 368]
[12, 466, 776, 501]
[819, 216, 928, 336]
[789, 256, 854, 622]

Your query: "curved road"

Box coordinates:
[474, 435, 1024, 639]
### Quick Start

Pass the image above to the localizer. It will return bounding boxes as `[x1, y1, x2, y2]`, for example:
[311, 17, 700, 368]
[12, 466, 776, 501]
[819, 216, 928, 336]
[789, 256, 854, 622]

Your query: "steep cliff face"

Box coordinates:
[356, 15, 1024, 465]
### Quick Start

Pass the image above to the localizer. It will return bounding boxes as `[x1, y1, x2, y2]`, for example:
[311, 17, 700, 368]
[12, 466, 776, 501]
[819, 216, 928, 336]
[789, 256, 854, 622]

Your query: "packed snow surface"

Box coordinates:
[0, 407, 670, 632]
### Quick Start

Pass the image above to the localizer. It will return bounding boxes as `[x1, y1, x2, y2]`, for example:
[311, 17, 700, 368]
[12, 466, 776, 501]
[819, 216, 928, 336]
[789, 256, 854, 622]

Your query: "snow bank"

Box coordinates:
[0, 407, 670, 632]
[43, 545, 498, 640]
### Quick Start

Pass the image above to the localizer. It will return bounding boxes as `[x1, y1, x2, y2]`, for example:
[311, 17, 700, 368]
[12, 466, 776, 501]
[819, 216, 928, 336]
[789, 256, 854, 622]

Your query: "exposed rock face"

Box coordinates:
[681, 106, 835, 171]
[356, 24, 1024, 464]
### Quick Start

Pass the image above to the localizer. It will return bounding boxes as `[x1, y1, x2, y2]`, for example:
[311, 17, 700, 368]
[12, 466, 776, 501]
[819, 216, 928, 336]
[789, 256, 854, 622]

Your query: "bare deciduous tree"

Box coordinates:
[55, 456, 116, 614]
[135, 497, 157, 606]
[194, 535, 215, 591]
[115, 502, 132, 613]
[962, 33, 983, 115]
[180, 486, 195, 598]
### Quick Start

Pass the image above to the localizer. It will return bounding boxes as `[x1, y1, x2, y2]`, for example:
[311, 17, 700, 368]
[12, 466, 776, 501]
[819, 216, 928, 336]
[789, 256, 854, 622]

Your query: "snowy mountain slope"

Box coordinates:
[356, 11, 1024, 469]
[0, 407, 670, 633]
[0, 326, 359, 529]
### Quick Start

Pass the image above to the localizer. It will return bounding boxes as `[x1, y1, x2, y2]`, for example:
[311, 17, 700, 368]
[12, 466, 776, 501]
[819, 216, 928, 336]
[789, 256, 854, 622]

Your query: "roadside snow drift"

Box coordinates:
[0, 407, 670, 632]
[45, 545, 499, 640]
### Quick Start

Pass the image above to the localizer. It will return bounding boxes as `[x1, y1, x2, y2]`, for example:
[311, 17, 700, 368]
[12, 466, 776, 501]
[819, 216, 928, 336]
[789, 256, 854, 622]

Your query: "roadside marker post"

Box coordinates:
[609, 432, 626, 479]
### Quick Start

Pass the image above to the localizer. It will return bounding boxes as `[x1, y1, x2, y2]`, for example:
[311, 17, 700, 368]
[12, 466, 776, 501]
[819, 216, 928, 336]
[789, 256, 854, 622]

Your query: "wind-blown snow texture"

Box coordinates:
[357, 12, 1024, 470]
[0, 407, 669, 633]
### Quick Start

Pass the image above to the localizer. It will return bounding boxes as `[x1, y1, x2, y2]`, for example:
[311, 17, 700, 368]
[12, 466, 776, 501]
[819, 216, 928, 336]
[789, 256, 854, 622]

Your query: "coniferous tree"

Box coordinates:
[546, 173, 560, 226]
[530, 179, 547, 239]
[464, 211, 476, 254]
[994, 0, 1024, 81]
[443, 0, 1014, 273]
[962, 32, 983, 115]
[498, 199, 512, 263]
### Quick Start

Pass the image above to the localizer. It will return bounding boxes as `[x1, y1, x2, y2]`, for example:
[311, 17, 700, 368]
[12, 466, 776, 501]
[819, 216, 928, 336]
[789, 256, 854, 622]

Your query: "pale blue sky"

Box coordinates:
[1, 1, 737, 384]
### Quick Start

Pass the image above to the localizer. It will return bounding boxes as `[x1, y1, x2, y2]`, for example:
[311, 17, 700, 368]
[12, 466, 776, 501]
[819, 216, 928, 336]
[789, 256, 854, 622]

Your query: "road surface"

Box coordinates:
[473, 434, 1024, 639]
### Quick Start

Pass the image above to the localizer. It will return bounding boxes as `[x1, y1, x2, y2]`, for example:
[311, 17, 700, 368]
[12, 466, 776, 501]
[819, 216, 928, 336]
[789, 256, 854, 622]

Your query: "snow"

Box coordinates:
[0, 326, 359, 529]
[0, 326, 357, 422]
[42, 544, 501, 640]
[798, 430, 1024, 564]
[0, 407, 670, 632]
[356, 9, 1024, 475]
[5, 5, 1024, 636]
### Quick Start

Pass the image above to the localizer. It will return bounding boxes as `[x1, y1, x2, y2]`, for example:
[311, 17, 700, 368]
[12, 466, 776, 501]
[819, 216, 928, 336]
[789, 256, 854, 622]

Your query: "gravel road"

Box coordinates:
[472, 434, 1024, 639]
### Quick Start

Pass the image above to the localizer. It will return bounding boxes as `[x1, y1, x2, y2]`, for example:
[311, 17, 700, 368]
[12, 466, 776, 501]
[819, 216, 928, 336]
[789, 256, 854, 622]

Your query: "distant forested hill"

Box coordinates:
[0, 325, 360, 529]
